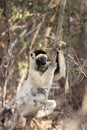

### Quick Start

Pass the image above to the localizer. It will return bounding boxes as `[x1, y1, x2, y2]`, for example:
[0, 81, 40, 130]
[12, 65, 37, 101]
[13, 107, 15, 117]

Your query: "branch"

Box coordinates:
[56, 0, 66, 42]
[51, 0, 67, 62]
[30, 16, 46, 50]
[30, 0, 55, 50]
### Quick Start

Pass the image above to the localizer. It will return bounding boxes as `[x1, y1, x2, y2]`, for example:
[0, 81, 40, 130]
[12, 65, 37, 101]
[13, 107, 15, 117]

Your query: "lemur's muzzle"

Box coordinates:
[36, 57, 46, 66]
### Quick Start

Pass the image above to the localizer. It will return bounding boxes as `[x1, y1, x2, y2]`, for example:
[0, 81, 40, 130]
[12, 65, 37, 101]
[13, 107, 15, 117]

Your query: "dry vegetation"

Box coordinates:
[0, 0, 87, 130]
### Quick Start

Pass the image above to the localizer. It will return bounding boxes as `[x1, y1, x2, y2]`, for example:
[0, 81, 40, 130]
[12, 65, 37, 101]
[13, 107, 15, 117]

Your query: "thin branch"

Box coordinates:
[72, 48, 87, 78]
[30, 0, 56, 50]
[8, 111, 19, 130]
[56, 0, 66, 42]
[17, 68, 28, 93]
[33, 119, 41, 130]
[2, 69, 14, 106]
[3, 0, 10, 50]
[30, 15, 46, 50]
[25, 117, 32, 130]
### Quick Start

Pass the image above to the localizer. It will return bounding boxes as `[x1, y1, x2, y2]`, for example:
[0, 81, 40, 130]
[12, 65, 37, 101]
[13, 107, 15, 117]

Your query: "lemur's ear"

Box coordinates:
[30, 52, 35, 59]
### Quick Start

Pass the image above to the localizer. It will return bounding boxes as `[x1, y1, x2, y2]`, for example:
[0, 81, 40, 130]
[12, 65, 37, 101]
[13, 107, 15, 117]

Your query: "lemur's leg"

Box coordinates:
[36, 100, 56, 118]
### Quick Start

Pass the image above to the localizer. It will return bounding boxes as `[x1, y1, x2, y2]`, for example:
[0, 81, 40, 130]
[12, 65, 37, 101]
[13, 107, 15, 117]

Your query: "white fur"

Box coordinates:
[16, 52, 56, 117]
[54, 51, 66, 81]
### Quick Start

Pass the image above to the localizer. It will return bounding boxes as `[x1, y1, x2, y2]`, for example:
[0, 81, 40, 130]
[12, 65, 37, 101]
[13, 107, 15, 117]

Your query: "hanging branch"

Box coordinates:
[2, 0, 11, 107]
[51, 0, 67, 63]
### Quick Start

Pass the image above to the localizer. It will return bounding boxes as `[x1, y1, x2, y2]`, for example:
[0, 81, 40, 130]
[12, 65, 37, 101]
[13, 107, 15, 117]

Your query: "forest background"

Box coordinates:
[0, 0, 87, 130]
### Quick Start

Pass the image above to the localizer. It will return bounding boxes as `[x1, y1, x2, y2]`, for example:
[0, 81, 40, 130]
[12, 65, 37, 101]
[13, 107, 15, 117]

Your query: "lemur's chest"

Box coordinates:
[36, 65, 48, 75]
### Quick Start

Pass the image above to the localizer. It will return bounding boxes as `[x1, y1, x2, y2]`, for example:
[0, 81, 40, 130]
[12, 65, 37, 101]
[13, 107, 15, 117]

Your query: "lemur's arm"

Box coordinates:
[29, 62, 56, 88]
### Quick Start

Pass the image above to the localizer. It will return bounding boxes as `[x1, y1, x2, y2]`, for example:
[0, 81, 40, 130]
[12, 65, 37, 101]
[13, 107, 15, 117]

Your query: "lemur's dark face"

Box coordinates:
[36, 56, 47, 66]
[34, 50, 48, 67]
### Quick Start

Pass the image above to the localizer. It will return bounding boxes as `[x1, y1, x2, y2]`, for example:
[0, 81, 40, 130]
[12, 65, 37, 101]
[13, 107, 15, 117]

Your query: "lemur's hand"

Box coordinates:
[53, 44, 60, 52]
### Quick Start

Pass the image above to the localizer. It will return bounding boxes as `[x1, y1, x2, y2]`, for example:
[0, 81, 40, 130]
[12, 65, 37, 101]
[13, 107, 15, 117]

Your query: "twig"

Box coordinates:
[2, 69, 14, 106]
[25, 117, 32, 130]
[33, 118, 41, 130]
[17, 68, 27, 93]
[8, 111, 19, 130]
[8, 28, 27, 57]
[0, 96, 16, 116]
[72, 48, 87, 78]
[30, 0, 56, 50]
[51, 124, 57, 130]
[1, 24, 26, 36]
[8, 25, 39, 57]
[44, 27, 52, 47]
[30, 15, 46, 50]
[25, 24, 41, 37]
